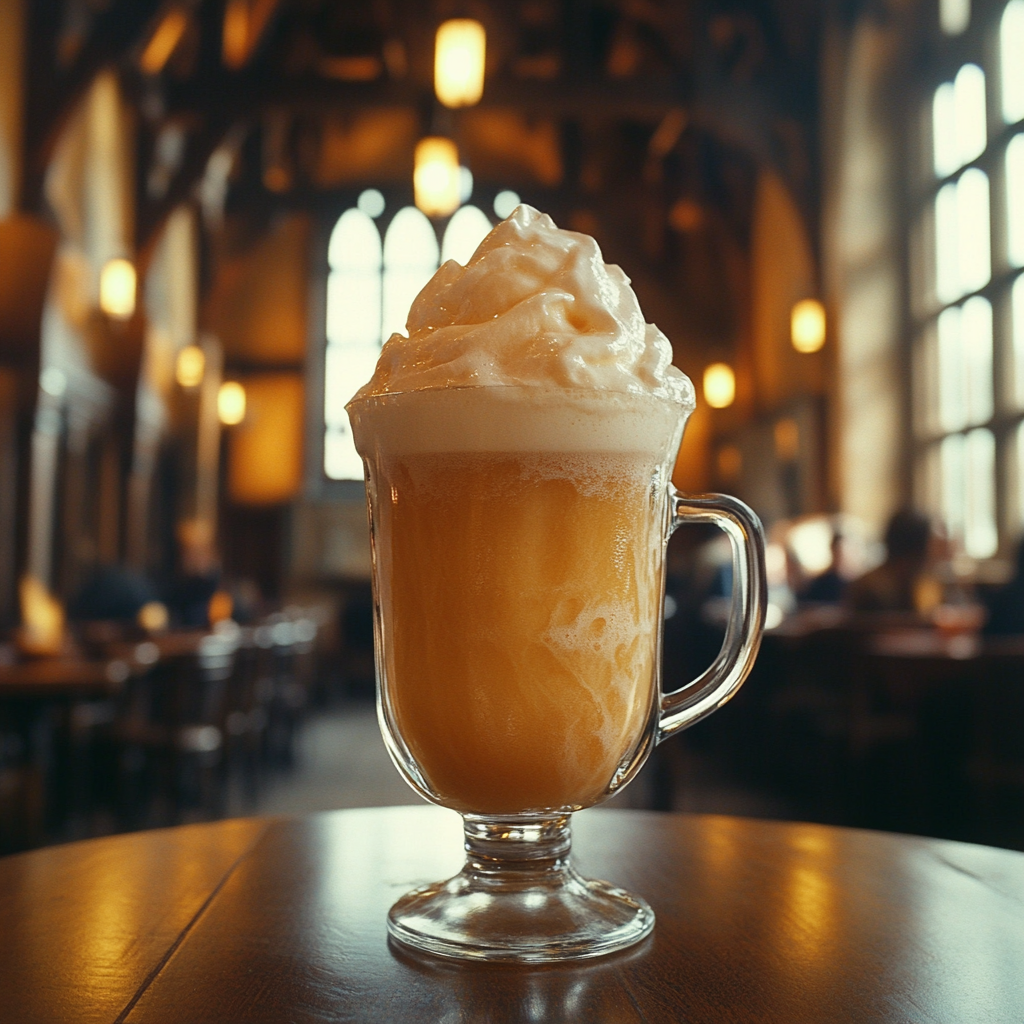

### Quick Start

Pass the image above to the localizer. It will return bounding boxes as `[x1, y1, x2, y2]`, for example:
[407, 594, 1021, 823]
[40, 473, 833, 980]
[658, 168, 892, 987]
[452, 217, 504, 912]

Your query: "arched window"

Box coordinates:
[322, 196, 499, 481]
[442, 205, 494, 265]
[910, 0, 1024, 556]
[382, 207, 439, 341]
[324, 209, 383, 482]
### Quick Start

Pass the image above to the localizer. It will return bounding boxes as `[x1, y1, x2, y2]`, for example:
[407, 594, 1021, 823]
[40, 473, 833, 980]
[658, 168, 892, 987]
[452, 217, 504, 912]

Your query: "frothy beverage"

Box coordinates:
[348, 206, 695, 815]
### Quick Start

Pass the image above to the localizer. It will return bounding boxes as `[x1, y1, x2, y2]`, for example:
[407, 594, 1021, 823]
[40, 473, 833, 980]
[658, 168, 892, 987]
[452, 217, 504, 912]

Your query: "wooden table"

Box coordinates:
[0, 656, 127, 698]
[1, 806, 1023, 1023]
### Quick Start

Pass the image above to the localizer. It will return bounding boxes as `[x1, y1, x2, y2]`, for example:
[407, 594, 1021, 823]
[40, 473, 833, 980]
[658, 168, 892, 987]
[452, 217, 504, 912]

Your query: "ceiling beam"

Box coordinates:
[23, 0, 164, 209]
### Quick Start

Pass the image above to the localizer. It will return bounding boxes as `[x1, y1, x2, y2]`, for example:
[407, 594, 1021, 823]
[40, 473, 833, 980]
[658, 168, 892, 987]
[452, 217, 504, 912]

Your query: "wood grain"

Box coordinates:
[0, 817, 268, 1024]
[2, 807, 1023, 1023]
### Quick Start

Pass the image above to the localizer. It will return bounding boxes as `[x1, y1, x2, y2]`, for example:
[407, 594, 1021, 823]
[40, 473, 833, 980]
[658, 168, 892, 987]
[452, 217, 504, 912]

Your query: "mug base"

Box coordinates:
[386, 864, 655, 963]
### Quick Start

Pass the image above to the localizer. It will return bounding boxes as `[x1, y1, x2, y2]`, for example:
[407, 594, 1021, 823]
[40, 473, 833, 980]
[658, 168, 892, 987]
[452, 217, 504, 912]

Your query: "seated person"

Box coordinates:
[801, 532, 847, 604]
[984, 540, 1024, 636]
[845, 509, 931, 613]
[68, 564, 158, 623]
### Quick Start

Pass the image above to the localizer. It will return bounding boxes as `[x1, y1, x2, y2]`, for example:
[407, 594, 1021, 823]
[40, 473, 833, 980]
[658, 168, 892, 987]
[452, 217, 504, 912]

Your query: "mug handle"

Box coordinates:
[658, 490, 767, 743]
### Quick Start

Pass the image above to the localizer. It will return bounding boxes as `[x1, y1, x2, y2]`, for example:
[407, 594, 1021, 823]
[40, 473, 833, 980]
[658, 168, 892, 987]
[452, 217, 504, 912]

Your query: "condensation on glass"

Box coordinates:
[322, 202, 494, 480]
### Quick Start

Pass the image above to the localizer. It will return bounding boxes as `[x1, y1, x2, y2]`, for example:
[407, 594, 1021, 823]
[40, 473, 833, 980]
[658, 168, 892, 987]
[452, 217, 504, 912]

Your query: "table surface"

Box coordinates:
[0, 656, 125, 698]
[1, 806, 1023, 1024]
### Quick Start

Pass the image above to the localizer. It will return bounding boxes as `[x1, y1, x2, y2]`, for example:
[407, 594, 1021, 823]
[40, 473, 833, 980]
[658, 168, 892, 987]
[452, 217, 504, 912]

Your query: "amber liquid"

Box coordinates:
[372, 450, 666, 814]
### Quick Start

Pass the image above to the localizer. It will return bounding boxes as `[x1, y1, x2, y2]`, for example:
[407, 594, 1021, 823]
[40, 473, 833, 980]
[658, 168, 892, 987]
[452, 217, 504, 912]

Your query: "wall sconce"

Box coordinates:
[791, 298, 826, 353]
[222, 0, 249, 69]
[140, 8, 189, 75]
[435, 19, 486, 108]
[414, 137, 461, 217]
[176, 345, 206, 388]
[99, 258, 136, 320]
[703, 362, 735, 409]
[218, 380, 246, 425]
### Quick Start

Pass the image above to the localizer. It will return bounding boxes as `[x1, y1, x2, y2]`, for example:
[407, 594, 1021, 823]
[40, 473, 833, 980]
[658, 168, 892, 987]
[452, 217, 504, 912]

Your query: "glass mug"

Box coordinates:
[348, 385, 766, 963]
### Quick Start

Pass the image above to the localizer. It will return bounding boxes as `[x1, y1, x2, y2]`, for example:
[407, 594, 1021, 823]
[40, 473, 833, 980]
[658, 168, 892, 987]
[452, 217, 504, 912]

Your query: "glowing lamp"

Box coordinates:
[222, 0, 249, 69]
[99, 258, 136, 320]
[434, 19, 486, 108]
[176, 345, 205, 388]
[414, 137, 461, 217]
[791, 298, 826, 353]
[137, 601, 169, 633]
[703, 362, 735, 409]
[140, 8, 189, 75]
[218, 381, 246, 425]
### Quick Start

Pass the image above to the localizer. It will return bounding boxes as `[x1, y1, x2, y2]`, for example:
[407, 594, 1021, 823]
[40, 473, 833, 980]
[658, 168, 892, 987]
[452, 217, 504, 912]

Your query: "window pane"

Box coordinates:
[965, 427, 997, 557]
[1014, 420, 1024, 530]
[324, 425, 364, 481]
[1014, 273, 1024, 407]
[1008, 134, 1024, 268]
[942, 432, 967, 537]
[1003, 0, 1024, 124]
[916, 443, 944, 524]
[324, 345, 379, 428]
[941, 0, 970, 34]
[962, 295, 994, 424]
[328, 208, 382, 270]
[913, 322, 940, 437]
[383, 207, 440, 269]
[955, 64, 987, 167]
[933, 82, 959, 178]
[938, 306, 966, 430]
[382, 207, 439, 340]
[327, 270, 381, 347]
[957, 168, 991, 295]
[935, 182, 960, 302]
[441, 205, 493, 265]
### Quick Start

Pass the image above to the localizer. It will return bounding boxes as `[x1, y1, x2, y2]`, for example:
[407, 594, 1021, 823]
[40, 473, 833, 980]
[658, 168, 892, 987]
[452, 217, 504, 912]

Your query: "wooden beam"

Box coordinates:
[23, 0, 163, 209]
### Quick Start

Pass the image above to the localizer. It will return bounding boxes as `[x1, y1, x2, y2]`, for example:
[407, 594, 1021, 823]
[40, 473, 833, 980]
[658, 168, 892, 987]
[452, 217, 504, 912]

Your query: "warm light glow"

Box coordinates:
[774, 417, 800, 460]
[99, 258, 136, 320]
[176, 345, 205, 388]
[703, 363, 735, 409]
[140, 8, 189, 75]
[218, 381, 247, 425]
[434, 19, 486, 108]
[208, 590, 234, 623]
[791, 298, 826, 353]
[18, 576, 65, 657]
[137, 601, 169, 633]
[222, 0, 249, 69]
[414, 137, 461, 217]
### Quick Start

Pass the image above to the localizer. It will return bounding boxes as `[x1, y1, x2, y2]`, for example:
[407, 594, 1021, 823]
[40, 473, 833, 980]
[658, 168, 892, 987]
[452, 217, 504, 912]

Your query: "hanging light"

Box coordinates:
[176, 345, 206, 388]
[140, 8, 189, 75]
[222, 0, 249, 68]
[99, 258, 136, 320]
[434, 19, 486, 108]
[703, 362, 735, 409]
[791, 298, 826, 353]
[414, 137, 461, 217]
[218, 381, 247, 425]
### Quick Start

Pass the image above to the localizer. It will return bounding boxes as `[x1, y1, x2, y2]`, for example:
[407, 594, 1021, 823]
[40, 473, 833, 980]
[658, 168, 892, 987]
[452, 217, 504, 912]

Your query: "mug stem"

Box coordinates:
[386, 810, 654, 962]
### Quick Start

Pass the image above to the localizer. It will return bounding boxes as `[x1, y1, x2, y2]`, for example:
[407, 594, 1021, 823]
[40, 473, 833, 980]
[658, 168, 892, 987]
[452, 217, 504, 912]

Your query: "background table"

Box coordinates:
[2, 806, 1023, 1023]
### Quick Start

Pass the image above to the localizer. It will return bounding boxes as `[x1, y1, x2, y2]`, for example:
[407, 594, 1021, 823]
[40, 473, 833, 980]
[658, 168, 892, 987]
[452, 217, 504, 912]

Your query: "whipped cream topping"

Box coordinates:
[349, 205, 694, 410]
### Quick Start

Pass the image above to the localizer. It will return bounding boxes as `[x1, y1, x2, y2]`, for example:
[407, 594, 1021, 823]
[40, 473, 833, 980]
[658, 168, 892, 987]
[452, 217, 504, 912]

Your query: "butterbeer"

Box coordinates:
[352, 388, 683, 813]
[347, 205, 695, 815]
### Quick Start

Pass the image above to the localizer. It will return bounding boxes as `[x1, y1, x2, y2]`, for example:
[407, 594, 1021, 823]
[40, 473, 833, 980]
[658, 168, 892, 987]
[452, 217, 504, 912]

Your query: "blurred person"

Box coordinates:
[163, 519, 221, 627]
[984, 539, 1024, 636]
[68, 564, 158, 623]
[800, 531, 847, 605]
[845, 509, 931, 613]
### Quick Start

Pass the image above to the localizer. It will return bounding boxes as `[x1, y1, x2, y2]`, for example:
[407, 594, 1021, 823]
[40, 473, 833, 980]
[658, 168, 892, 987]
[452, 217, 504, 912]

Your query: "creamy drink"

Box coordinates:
[348, 206, 695, 815]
